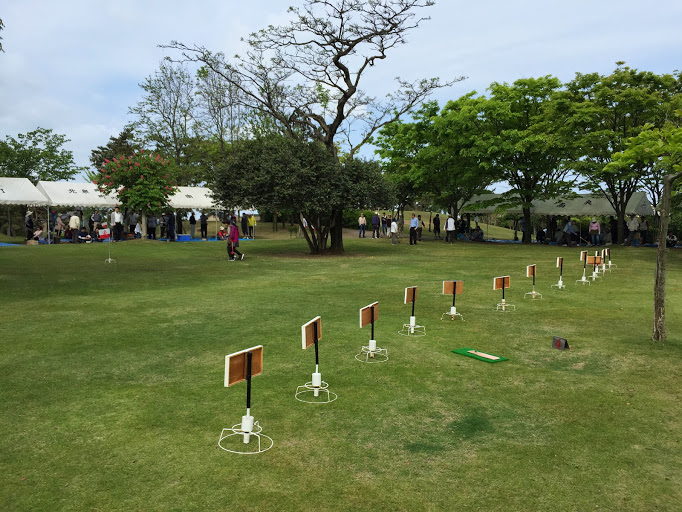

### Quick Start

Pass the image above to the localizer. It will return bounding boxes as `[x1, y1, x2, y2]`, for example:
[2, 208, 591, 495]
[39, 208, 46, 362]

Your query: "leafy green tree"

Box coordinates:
[607, 122, 682, 342]
[89, 126, 141, 172]
[0, 127, 86, 183]
[556, 64, 678, 242]
[95, 150, 177, 237]
[471, 77, 571, 242]
[166, 0, 460, 252]
[213, 136, 393, 254]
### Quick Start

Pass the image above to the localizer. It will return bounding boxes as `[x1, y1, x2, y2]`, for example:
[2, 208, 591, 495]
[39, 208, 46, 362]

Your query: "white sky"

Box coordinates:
[2, 0, 681, 177]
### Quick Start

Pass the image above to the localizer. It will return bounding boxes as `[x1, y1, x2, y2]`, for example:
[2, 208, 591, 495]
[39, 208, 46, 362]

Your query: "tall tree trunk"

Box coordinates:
[653, 172, 682, 342]
[617, 208, 626, 246]
[329, 210, 344, 253]
[141, 212, 148, 238]
[522, 207, 532, 243]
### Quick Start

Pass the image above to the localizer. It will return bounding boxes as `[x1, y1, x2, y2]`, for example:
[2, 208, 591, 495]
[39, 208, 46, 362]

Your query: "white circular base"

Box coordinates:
[524, 291, 543, 299]
[295, 380, 337, 403]
[355, 346, 389, 363]
[398, 324, 426, 337]
[495, 303, 516, 312]
[575, 278, 591, 286]
[104, 258, 116, 264]
[551, 282, 566, 290]
[218, 423, 273, 454]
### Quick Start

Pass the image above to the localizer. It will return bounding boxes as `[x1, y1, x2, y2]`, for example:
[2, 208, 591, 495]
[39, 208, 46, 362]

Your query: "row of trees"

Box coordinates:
[374, 64, 682, 243]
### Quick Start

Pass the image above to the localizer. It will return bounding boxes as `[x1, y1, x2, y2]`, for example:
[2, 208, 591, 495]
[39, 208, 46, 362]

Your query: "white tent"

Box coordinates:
[36, 181, 119, 208]
[0, 177, 49, 206]
[168, 187, 218, 210]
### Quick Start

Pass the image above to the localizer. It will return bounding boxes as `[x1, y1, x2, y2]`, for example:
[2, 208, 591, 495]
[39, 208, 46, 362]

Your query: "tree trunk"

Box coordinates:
[617, 208, 626, 246]
[522, 208, 532, 243]
[329, 210, 344, 253]
[141, 212, 148, 238]
[653, 172, 682, 342]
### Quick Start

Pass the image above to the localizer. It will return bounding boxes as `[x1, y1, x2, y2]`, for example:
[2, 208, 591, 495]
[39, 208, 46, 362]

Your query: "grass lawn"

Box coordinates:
[1, 236, 681, 511]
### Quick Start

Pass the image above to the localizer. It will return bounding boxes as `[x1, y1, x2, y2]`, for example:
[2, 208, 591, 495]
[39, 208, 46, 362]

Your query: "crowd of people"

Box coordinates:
[359, 212, 485, 245]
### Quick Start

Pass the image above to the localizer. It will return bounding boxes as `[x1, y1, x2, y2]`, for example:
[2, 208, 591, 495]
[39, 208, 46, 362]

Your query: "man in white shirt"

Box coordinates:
[112, 206, 124, 241]
[69, 212, 80, 243]
[390, 216, 399, 245]
[445, 215, 456, 243]
[625, 215, 639, 246]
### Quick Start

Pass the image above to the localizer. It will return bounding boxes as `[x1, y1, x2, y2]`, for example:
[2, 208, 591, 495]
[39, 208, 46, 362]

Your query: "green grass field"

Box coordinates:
[1, 236, 681, 511]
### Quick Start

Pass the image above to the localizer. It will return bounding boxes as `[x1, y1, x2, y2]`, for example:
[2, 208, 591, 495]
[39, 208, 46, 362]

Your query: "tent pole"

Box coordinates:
[46, 205, 50, 244]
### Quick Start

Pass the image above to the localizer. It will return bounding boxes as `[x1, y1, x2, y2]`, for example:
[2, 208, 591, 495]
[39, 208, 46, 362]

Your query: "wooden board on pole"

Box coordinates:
[526, 264, 537, 277]
[493, 276, 510, 291]
[580, 250, 588, 262]
[556, 257, 563, 268]
[224, 345, 263, 387]
[404, 286, 418, 304]
[359, 302, 379, 328]
[442, 280, 463, 295]
[301, 316, 322, 349]
[587, 255, 602, 265]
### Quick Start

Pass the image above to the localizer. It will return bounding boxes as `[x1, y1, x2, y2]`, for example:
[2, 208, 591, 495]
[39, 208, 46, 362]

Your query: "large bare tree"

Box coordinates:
[165, 0, 462, 252]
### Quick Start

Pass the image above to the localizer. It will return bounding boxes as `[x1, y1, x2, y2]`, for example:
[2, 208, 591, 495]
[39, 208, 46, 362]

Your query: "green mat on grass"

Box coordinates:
[452, 348, 508, 363]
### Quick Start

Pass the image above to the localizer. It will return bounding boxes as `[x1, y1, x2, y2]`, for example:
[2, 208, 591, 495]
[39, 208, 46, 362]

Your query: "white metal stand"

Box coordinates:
[551, 278, 566, 290]
[441, 306, 464, 321]
[524, 287, 543, 300]
[295, 365, 337, 403]
[398, 316, 425, 336]
[355, 339, 388, 363]
[495, 299, 516, 312]
[104, 237, 116, 264]
[575, 270, 591, 285]
[218, 410, 273, 455]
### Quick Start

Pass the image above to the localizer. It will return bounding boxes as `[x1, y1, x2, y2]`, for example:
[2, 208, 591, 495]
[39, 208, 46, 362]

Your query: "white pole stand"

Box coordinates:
[495, 298, 516, 312]
[600, 263, 609, 274]
[355, 339, 388, 363]
[218, 409, 273, 455]
[104, 238, 116, 264]
[551, 278, 566, 290]
[591, 269, 601, 281]
[398, 316, 425, 336]
[607, 260, 617, 270]
[575, 271, 591, 286]
[441, 306, 464, 321]
[295, 366, 337, 403]
[524, 287, 543, 300]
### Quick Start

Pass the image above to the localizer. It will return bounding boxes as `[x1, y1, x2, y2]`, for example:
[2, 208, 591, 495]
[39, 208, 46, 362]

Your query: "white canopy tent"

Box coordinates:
[0, 177, 49, 206]
[168, 186, 218, 210]
[36, 181, 119, 209]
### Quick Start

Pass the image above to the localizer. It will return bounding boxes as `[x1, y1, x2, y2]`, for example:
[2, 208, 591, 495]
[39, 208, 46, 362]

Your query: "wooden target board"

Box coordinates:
[580, 250, 588, 262]
[526, 264, 537, 277]
[556, 257, 563, 268]
[442, 280, 463, 295]
[587, 255, 602, 265]
[493, 276, 510, 290]
[404, 286, 418, 304]
[224, 345, 263, 387]
[359, 302, 379, 328]
[301, 316, 322, 350]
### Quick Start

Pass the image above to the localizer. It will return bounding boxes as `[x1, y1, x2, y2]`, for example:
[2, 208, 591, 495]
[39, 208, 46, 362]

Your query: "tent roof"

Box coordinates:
[36, 181, 119, 208]
[168, 187, 218, 210]
[461, 192, 654, 217]
[0, 177, 49, 206]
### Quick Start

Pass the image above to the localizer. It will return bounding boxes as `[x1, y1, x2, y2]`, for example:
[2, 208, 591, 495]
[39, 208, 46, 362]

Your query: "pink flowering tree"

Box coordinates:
[95, 150, 178, 237]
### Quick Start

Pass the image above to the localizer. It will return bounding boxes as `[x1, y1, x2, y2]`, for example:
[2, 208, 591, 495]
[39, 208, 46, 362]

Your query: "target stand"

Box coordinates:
[588, 253, 602, 281]
[398, 286, 426, 336]
[493, 276, 515, 311]
[295, 316, 337, 403]
[524, 264, 543, 299]
[356, 302, 388, 363]
[551, 257, 566, 290]
[440, 280, 464, 321]
[576, 251, 591, 286]
[598, 249, 608, 275]
[218, 346, 273, 455]
[104, 231, 116, 264]
[605, 248, 616, 270]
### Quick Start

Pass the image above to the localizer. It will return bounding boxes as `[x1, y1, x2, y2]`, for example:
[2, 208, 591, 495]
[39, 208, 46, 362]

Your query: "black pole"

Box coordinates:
[452, 285, 457, 308]
[502, 284, 505, 301]
[560, 259, 563, 278]
[411, 295, 416, 317]
[314, 321, 319, 366]
[370, 305, 375, 340]
[246, 351, 252, 410]
[532, 272, 536, 287]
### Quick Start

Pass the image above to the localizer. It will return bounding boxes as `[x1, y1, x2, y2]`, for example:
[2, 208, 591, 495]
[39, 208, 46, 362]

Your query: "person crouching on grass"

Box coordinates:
[228, 220, 243, 261]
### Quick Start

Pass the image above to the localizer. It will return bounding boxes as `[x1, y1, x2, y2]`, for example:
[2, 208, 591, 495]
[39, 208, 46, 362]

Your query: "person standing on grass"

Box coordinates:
[639, 216, 649, 245]
[371, 212, 381, 238]
[147, 213, 157, 239]
[409, 213, 418, 245]
[189, 212, 196, 238]
[166, 211, 176, 241]
[241, 213, 249, 239]
[609, 216, 619, 244]
[381, 213, 388, 237]
[625, 214, 639, 246]
[70, 211, 82, 243]
[228, 220, 243, 261]
[445, 214, 456, 243]
[54, 214, 65, 237]
[588, 217, 601, 246]
[390, 216, 399, 245]
[416, 214, 425, 241]
[358, 213, 367, 238]
[200, 212, 208, 239]
[176, 211, 183, 235]
[433, 213, 441, 240]
[248, 214, 256, 238]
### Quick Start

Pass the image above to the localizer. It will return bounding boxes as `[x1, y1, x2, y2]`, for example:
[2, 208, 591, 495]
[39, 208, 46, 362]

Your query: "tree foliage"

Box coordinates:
[0, 127, 86, 183]
[213, 135, 393, 253]
[95, 150, 177, 214]
[89, 126, 141, 172]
